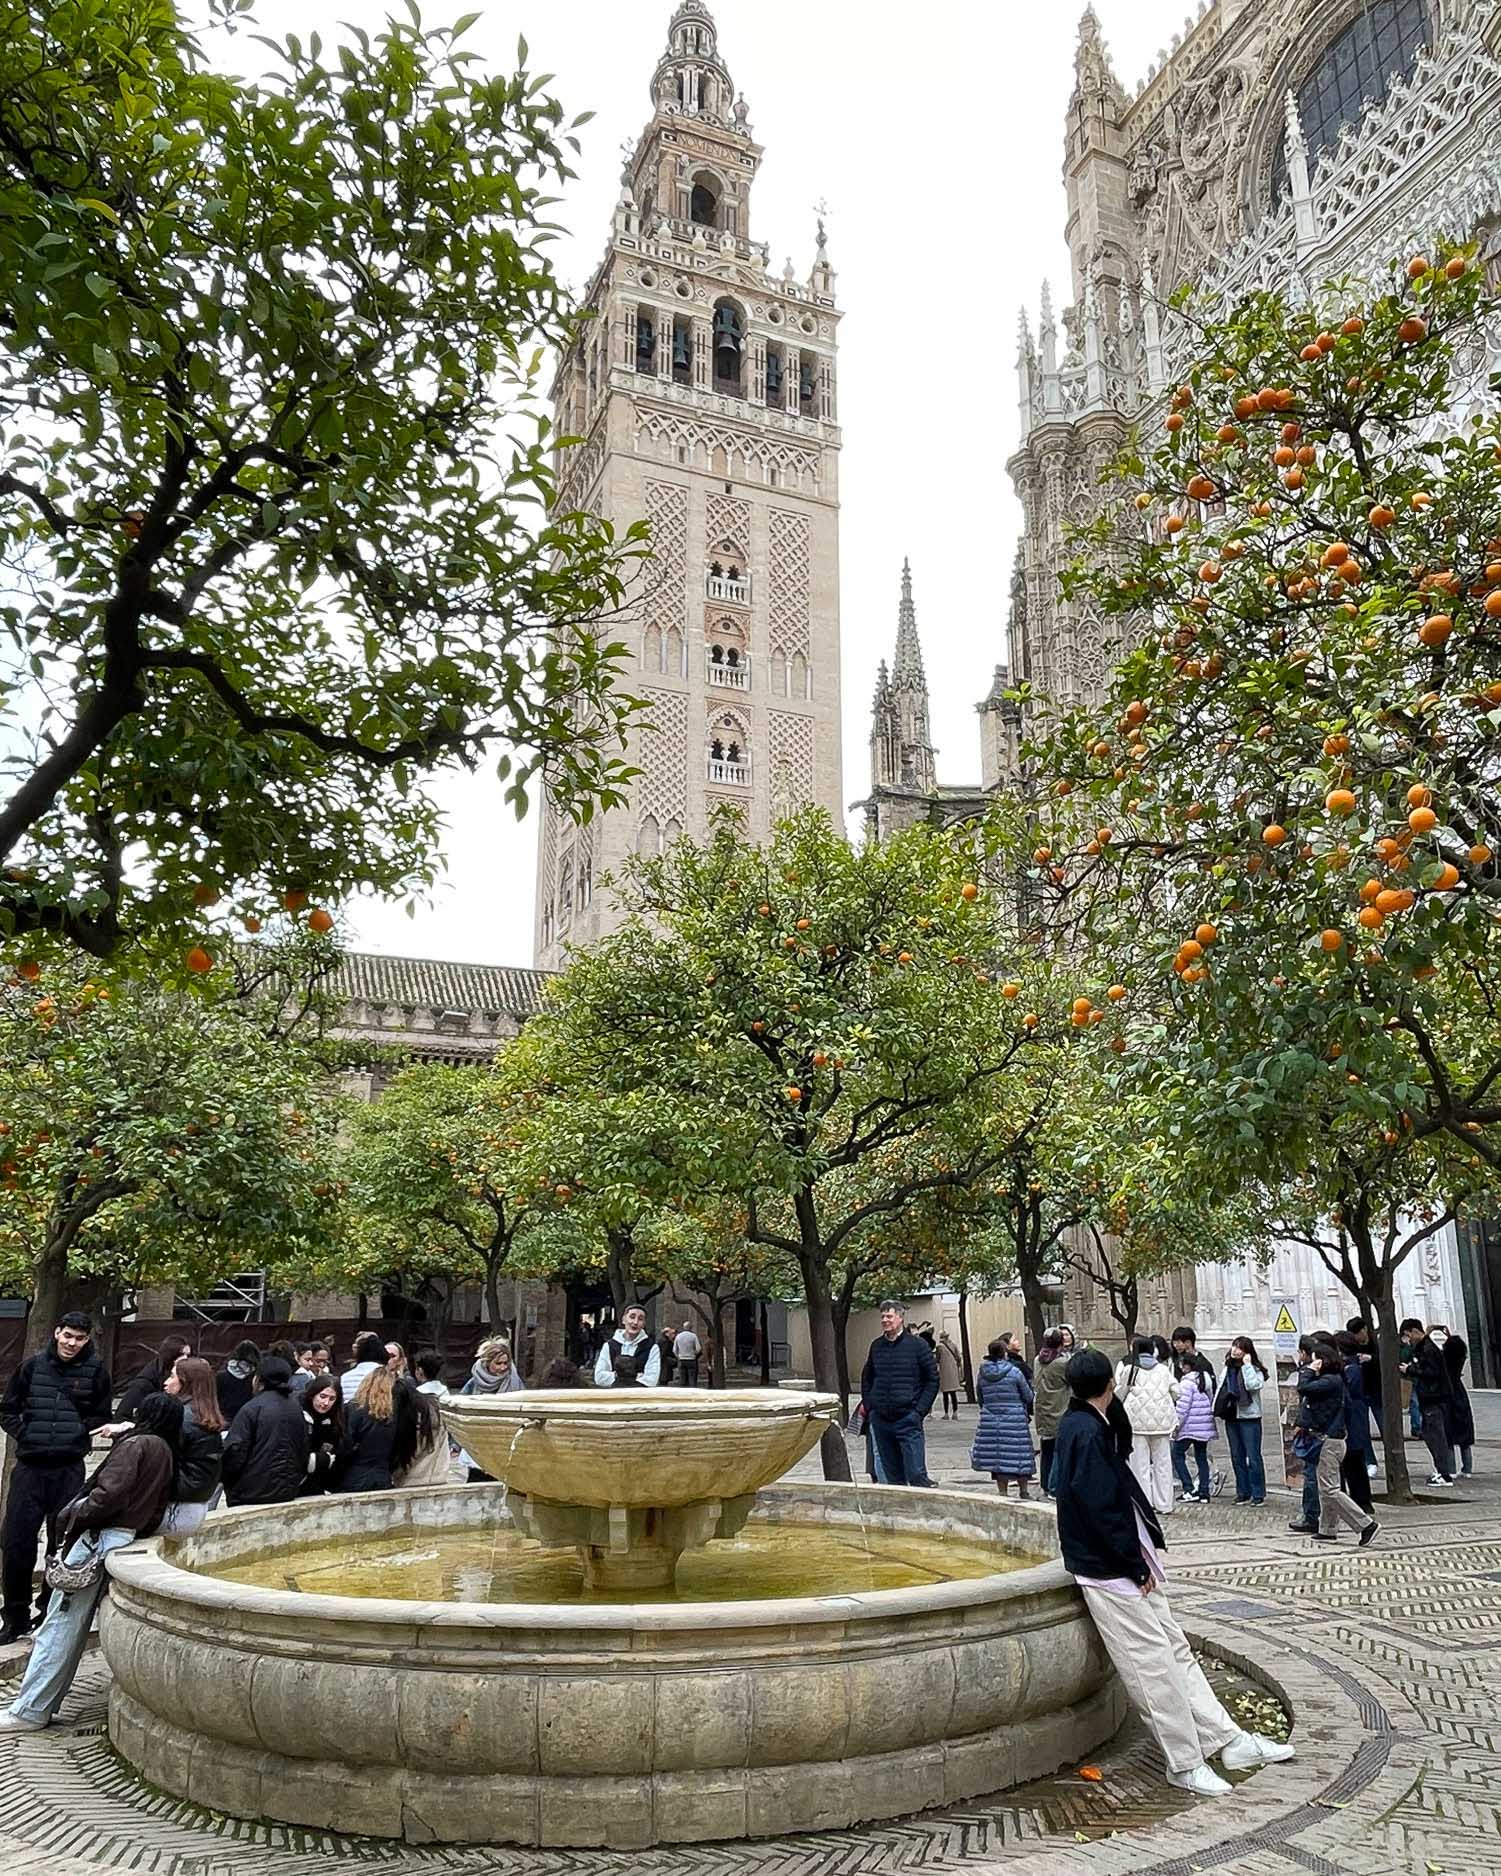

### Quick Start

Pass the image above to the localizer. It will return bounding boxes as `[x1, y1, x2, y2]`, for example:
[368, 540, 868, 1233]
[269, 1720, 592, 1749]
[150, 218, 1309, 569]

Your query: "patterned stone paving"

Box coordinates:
[3, 1445, 1501, 1876]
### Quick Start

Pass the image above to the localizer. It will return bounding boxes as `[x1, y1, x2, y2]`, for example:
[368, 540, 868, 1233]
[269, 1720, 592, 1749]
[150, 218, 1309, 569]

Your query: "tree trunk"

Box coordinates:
[798, 1249, 852, 1482]
[757, 1297, 770, 1389]
[26, 1239, 70, 1355]
[957, 1289, 975, 1402]
[483, 1254, 503, 1333]
[605, 1227, 633, 1318]
[1019, 1268, 1047, 1360]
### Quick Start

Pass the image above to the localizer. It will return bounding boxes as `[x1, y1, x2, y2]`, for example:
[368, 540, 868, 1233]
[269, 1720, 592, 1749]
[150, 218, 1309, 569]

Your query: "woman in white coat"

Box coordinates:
[1114, 1335, 1181, 1515]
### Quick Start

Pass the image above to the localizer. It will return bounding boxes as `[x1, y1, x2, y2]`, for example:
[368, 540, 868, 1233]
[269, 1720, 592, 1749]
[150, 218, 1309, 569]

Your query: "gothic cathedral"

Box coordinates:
[534, 1, 844, 966]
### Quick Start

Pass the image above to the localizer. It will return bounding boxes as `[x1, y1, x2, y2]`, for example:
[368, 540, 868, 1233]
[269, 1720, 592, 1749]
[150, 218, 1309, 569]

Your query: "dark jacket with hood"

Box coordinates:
[1296, 1365, 1348, 1438]
[174, 1405, 225, 1504]
[1401, 1334, 1452, 1411]
[0, 1340, 112, 1466]
[1052, 1395, 1166, 1584]
[335, 1406, 398, 1493]
[221, 1373, 308, 1506]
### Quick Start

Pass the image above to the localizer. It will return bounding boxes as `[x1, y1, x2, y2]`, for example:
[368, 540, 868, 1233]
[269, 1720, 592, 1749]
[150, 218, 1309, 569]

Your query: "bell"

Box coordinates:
[765, 351, 783, 395]
[713, 305, 741, 357]
[799, 361, 815, 401]
[635, 320, 655, 365]
[672, 327, 691, 368]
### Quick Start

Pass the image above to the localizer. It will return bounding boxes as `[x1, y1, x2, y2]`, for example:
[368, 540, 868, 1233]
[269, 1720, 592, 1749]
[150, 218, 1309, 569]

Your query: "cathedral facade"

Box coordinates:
[534, 1, 844, 967]
[870, 0, 1501, 1366]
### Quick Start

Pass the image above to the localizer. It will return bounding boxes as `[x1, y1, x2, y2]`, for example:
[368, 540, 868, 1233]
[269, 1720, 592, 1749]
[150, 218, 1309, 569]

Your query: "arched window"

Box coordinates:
[1273, 0, 1429, 200]
[707, 712, 751, 781]
[558, 857, 574, 924]
[643, 623, 663, 672]
[691, 175, 720, 227]
[664, 816, 683, 842]
[791, 650, 809, 699]
[765, 344, 785, 402]
[577, 859, 593, 909]
[666, 624, 685, 677]
[638, 814, 660, 857]
[771, 648, 788, 697]
[712, 299, 744, 395]
[635, 309, 656, 372]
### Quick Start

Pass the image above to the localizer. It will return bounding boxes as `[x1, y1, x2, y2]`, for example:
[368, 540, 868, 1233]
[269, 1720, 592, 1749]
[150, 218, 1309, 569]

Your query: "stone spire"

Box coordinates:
[1071, 6, 1126, 110]
[893, 557, 926, 686]
[652, 1, 739, 125]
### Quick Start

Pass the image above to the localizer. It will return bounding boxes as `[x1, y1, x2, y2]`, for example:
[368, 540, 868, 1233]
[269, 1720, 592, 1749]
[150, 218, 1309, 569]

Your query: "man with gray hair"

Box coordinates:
[859, 1300, 939, 1486]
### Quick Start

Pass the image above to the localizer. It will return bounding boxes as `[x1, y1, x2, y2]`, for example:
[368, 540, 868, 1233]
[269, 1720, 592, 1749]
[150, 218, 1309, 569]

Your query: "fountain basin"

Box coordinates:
[100, 1482, 1123, 1848]
[440, 1385, 840, 1591]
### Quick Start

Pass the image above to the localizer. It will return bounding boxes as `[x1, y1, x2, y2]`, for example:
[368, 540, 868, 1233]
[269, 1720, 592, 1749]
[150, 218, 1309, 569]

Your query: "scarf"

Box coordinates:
[468, 1358, 524, 1393]
[227, 1359, 254, 1380]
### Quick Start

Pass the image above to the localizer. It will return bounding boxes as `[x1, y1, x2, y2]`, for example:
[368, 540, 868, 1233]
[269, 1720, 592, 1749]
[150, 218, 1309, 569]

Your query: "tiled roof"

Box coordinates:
[333, 951, 552, 1018]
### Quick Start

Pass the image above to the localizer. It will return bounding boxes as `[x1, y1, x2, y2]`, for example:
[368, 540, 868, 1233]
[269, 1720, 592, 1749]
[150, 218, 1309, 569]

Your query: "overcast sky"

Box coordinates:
[235, 0, 1169, 966]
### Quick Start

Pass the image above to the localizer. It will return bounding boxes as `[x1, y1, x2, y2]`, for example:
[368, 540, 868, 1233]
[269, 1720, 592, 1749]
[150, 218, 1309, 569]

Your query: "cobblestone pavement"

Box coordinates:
[0, 1418, 1497, 1876]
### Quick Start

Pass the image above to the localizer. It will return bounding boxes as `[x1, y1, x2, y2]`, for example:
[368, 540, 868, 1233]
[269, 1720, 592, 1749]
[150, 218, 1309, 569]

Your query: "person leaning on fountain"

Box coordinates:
[1051, 1349, 1295, 1798]
[859, 1300, 939, 1486]
[593, 1305, 662, 1388]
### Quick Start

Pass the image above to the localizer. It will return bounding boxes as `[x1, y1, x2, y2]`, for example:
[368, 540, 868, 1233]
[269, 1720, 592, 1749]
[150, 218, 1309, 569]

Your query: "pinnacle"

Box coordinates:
[893, 561, 926, 688]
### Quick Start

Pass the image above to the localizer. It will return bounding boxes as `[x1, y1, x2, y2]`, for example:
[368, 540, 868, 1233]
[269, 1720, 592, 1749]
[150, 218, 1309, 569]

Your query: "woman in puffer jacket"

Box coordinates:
[1114, 1337, 1180, 1516]
[1172, 1358, 1219, 1502]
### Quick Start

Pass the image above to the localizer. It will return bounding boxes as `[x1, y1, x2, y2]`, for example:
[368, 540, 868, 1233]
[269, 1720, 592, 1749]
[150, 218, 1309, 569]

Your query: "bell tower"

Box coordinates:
[535, 0, 844, 966]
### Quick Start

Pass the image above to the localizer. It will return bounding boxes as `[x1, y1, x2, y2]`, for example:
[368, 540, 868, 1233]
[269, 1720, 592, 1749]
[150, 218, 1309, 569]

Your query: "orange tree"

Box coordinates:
[0, 956, 341, 1352]
[1025, 247, 1501, 1480]
[536, 808, 1105, 1480]
[0, 3, 642, 963]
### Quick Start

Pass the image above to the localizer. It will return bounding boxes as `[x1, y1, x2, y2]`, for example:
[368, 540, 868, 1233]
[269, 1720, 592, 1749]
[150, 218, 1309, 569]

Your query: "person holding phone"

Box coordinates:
[1296, 1340, 1378, 1546]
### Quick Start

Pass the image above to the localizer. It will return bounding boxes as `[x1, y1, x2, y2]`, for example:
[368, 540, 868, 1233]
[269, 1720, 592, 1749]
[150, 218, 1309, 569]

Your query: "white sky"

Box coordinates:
[235, 0, 1170, 966]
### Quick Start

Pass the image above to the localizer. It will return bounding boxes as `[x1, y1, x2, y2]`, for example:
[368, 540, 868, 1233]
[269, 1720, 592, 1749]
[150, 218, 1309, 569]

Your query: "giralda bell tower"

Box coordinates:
[534, 0, 844, 967]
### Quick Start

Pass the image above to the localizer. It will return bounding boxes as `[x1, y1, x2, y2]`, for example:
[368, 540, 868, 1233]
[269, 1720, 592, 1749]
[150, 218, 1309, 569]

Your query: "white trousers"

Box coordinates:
[1129, 1434, 1176, 1515]
[1081, 1581, 1241, 1775]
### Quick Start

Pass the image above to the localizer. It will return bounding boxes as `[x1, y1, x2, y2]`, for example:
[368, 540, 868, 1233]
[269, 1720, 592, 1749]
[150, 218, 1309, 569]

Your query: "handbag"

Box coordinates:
[1290, 1428, 1323, 1465]
[43, 1530, 103, 1594]
[1212, 1381, 1238, 1422]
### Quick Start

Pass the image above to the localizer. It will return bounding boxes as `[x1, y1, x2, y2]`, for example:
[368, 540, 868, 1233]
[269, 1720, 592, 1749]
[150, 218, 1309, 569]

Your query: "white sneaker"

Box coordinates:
[0, 1710, 48, 1734]
[1428, 1473, 1453, 1487]
[1166, 1762, 1233, 1797]
[1366, 1463, 1378, 1477]
[1220, 1730, 1296, 1770]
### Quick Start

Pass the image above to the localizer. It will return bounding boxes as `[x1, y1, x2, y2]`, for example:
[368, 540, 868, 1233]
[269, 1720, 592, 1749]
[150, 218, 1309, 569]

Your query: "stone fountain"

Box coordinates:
[439, 1387, 838, 1590]
[99, 1387, 1122, 1848]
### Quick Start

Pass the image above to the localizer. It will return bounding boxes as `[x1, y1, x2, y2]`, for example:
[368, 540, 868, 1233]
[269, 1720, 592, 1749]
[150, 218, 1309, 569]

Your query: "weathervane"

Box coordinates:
[814, 196, 830, 251]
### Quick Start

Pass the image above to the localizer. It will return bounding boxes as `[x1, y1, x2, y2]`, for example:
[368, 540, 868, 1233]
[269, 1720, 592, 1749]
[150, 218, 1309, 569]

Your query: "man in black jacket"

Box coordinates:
[220, 1358, 309, 1506]
[860, 1300, 939, 1486]
[1400, 1318, 1455, 1485]
[1053, 1349, 1294, 1798]
[0, 1310, 112, 1643]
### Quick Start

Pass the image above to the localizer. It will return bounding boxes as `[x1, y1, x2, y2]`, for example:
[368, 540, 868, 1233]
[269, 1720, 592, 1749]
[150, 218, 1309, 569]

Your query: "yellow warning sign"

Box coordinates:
[1273, 1305, 1297, 1334]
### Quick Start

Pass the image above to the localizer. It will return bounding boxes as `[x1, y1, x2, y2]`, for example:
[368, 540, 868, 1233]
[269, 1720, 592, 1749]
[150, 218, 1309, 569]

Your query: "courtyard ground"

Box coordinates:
[0, 1408, 1496, 1875]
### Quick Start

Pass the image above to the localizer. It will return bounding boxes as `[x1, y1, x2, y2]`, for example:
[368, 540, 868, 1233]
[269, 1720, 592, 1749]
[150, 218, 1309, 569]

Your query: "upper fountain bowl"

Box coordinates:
[440, 1387, 840, 1509]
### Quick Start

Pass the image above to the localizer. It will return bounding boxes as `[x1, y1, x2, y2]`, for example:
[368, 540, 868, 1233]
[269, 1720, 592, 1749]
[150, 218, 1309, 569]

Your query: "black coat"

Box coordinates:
[0, 1341, 111, 1466]
[174, 1410, 224, 1504]
[221, 1385, 308, 1505]
[1052, 1397, 1165, 1584]
[1402, 1335, 1452, 1411]
[335, 1406, 397, 1493]
[300, 1403, 344, 1494]
[860, 1330, 940, 1421]
[1443, 1336, 1476, 1447]
[117, 1357, 178, 1423]
[1296, 1366, 1347, 1437]
[215, 1365, 256, 1423]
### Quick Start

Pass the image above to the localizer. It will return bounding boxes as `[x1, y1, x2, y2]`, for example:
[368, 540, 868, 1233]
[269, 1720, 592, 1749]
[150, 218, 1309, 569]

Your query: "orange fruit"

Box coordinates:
[1022, 1012, 1039, 1029]
[1358, 906, 1385, 930]
[185, 946, 214, 974]
[1418, 615, 1453, 648]
[1300, 342, 1322, 362]
[784, 1086, 802, 1103]
[1408, 806, 1437, 833]
[1107, 984, 1127, 1002]
[1001, 982, 1020, 999]
[1341, 317, 1365, 336]
[1369, 504, 1396, 528]
[1262, 823, 1288, 846]
[1319, 929, 1344, 951]
[1165, 413, 1184, 433]
[1375, 889, 1412, 915]
[243, 915, 262, 934]
[1484, 590, 1501, 620]
[1186, 474, 1216, 501]
[1195, 923, 1219, 946]
[1433, 863, 1461, 891]
[16, 958, 40, 982]
[1323, 733, 1351, 757]
[1407, 256, 1430, 280]
[1398, 316, 1428, 344]
[1321, 543, 1350, 568]
[1445, 256, 1467, 280]
[283, 889, 308, 912]
[1178, 939, 1204, 963]
[1469, 844, 1492, 866]
[1406, 784, 1432, 808]
[1410, 491, 1433, 509]
[1325, 788, 1357, 815]
[1359, 878, 1382, 903]
[308, 907, 335, 935]
[961, 882, 979, 901]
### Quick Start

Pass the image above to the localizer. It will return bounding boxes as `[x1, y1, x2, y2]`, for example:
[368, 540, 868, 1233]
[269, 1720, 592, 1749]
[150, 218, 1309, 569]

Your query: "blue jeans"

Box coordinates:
[1225, 1417, 1265, 1500]
[1172, 1438, 1211, 1497]
[1299, 1453, 1321, 1526]
[870, 1411, 933, 1487]
[6, 1528, 134, 1724]
[864, 1423, 890, 1483]
[1409, 1393, 1422, 1436]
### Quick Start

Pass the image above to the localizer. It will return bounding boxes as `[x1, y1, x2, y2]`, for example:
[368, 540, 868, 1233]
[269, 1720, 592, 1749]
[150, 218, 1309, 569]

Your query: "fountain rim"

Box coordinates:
[439, 1386, 842, 1423]
[106, 1481, 1069, 1633]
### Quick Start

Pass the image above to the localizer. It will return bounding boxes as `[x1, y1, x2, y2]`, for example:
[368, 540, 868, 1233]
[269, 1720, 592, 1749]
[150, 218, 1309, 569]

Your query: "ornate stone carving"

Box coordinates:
[768, 710, 815, 816]
[636, 687, 689, 829]
[767, 508, 811, 660]
[643, 479, 689, 634]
